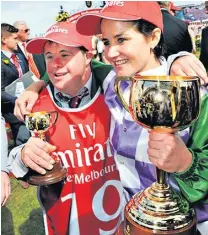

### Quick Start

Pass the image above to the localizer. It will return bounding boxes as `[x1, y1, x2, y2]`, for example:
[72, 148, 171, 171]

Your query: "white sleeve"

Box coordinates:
[7, 144, 29, 178]
[1, 117, 9, 173]
[167, 51, 193, 74]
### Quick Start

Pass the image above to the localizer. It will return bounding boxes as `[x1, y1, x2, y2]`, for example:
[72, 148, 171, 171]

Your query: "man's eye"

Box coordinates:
[61, 54, 70, 58]
[117, 38, 125, 43]
[45, 55, 53, 60]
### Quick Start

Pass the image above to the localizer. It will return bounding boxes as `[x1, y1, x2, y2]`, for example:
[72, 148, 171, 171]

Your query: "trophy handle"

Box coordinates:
[49, 111, 58, 128]
[114, 76, 132, 112]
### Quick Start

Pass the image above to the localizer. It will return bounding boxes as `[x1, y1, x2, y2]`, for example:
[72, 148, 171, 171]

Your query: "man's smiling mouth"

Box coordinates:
[54, 72, 68, 77]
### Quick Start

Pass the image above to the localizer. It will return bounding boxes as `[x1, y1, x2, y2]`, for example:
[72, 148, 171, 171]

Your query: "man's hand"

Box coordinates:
[147, 132, 192, 173]
[170, 55, 208, 85]
[21, 137, 56, 175]
[14, 80, 47, 121]
[1, 172, 11, 206]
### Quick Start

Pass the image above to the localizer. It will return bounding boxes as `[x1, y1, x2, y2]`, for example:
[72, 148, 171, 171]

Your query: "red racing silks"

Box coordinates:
[33, 88, 123, 235]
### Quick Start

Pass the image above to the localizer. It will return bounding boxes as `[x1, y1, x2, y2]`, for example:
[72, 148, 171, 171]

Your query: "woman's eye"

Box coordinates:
[117, 38, 125, 43]
[103, 40, 110, 46]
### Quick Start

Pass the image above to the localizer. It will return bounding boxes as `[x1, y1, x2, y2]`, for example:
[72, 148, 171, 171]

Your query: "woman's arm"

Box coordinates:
[173, 94, 208, 203]
[148, 95, 208, 203]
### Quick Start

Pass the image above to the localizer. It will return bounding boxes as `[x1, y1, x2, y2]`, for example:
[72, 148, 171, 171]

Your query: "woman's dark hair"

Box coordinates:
[131, 19, 165, 58]
[79, 46, 88, 53]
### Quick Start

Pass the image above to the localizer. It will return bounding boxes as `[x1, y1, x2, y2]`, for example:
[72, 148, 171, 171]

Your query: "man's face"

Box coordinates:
[2, 33, 18, 51]
[17, 24, 30, 42]
[44, 42, 89, 96]
[205, 1, 208, 14]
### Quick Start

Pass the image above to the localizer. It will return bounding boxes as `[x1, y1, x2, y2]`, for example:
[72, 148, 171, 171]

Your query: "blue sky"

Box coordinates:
[1, 1, 204, 38]
[1, 1, 105, 37]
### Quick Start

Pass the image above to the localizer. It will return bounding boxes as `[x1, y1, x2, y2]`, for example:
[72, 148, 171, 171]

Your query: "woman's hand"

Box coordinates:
[14, 80, 47, 121]
[147, 132, 192, 173]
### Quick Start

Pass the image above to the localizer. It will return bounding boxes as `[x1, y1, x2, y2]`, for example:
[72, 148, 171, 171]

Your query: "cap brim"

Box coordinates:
[26, 37, 83, 54]
[76, 15, 102, 36]
[26, 38, 47, 54]
[76, 12, 141, 36]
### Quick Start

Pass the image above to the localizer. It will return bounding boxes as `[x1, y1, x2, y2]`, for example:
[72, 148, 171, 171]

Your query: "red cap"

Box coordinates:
[76, 1, 163, 36]
[26, 22, 93, 54]
[170, 2, 181, 11]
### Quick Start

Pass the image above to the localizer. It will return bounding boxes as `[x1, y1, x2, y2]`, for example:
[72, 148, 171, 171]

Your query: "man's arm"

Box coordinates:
[14, 54, 208, 121]
[168, 51, 208, 85]
[1, 69, 17, 105]
[14, 72, 50, 121]
[14, 79, 47, 121]
[1, 117, 11, 206]
[7, 137, 56, 178]
[200, 28, 208, 72]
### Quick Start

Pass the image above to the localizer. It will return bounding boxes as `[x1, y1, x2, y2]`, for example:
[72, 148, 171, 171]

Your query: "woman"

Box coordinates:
[76, 1, 208, 234]
[14, 2, 207, 234]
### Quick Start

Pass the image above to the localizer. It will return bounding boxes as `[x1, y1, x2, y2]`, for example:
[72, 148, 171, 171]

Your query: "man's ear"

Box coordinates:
[85, 51, 94, 65]
[1, 37, 7, 45]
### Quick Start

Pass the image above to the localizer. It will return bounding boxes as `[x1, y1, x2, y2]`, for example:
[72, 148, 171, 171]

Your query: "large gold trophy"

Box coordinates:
[25, 111, 67, 185]
[115, 76, 200, 235]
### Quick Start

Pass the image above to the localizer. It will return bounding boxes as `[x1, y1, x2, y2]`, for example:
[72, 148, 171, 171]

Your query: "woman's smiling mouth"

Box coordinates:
[114, 59, 128, 67]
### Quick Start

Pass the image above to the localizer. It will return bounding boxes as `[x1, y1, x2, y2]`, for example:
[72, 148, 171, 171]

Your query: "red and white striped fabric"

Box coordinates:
[33, 87, 124, 235]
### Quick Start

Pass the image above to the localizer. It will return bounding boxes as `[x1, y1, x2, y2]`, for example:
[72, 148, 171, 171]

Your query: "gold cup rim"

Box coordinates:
[120, 75, 199, 81]
[24, 111, 53, 118]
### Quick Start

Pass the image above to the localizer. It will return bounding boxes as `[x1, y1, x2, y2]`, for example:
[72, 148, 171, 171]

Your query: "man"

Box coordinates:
[8, 21, 123, 235]
[158, 1, 193, 58]
[1, 116, 11, 206]
[10, 13, 208, 235]
[1, 23, 30, 146]
[169, 1, 182, 16]
[200, 26, 208, 72]
[200, 2, 208, 72]
[13, 21, 46, 78]
[205, 1, 208, 14]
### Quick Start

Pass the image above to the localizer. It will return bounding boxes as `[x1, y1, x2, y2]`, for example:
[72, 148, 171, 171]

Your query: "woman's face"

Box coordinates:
[101, 19, 159, 77]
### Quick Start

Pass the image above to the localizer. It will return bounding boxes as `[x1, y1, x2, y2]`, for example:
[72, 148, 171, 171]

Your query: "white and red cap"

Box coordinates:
[26, 21, 93, 54]
[76, 1, 163, 36]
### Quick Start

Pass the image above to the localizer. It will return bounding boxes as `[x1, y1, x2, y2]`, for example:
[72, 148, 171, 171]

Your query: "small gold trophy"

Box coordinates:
[25, 111, 67, 186]
[115, 76, 200, 235]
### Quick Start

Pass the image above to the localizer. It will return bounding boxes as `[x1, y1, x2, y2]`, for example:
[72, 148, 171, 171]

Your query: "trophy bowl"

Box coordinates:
[115, 76, 200, 235]
[25, 111, 67, 186]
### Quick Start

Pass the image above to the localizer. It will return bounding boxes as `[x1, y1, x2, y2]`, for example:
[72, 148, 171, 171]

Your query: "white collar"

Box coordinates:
[139, 57, 167, 76]
[1, 50, 13, 59]
[54, 72, 92, 99]
[161, 8, 169, 12]
[18, 42, 27, 56]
